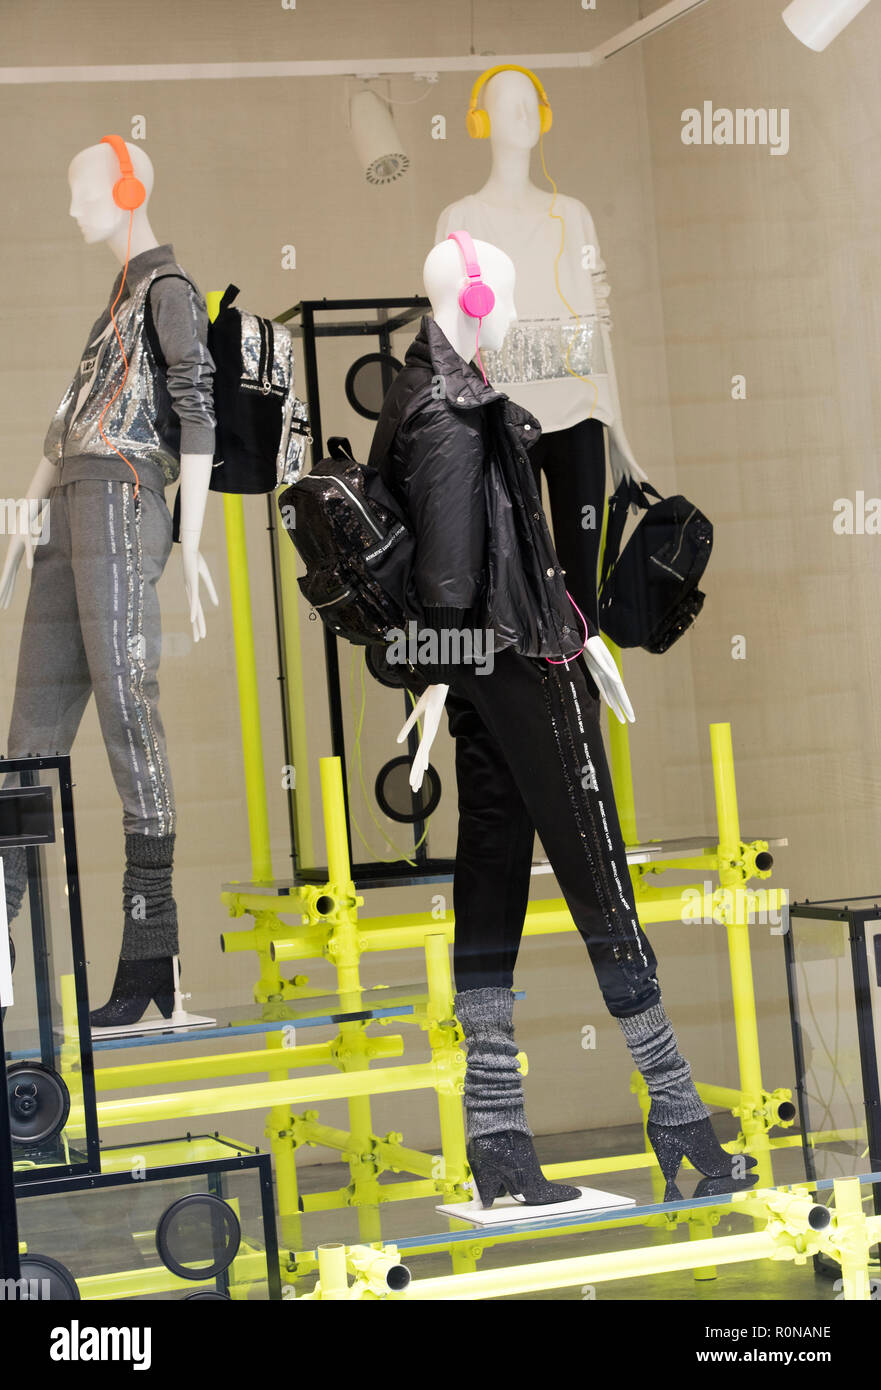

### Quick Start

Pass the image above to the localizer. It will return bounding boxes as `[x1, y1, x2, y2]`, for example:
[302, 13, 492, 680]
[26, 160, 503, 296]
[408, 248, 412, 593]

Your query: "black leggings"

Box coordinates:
[529, 417, 606, 635]
[445, 647, 660, 1019]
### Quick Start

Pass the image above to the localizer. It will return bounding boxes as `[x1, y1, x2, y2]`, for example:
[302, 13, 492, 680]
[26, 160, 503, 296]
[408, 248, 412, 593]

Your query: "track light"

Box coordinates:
[348, 85, 409, 185]
[782, 0, 872, 50]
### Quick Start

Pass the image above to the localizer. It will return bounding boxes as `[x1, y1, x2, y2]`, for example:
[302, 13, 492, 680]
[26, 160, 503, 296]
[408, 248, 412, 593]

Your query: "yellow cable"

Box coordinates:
[538, 130, 600, 418]
[348, 651, 430, 865]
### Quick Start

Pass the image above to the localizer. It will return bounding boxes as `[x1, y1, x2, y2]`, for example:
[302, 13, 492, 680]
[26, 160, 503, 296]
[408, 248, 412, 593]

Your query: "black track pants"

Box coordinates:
[444, 647, 660, 1019]
[529, 417, 606, 635]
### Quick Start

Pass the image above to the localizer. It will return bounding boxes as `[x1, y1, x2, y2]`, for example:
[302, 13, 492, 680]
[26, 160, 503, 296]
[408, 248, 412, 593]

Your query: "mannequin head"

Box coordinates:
[68, 140, 156, 256]
[423, 237, 516, 364]
[482, 69, 543, 152]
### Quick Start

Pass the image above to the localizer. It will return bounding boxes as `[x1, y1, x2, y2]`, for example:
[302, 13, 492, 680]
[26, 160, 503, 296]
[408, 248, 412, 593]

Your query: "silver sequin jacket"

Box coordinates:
[43, 246, 215, 497]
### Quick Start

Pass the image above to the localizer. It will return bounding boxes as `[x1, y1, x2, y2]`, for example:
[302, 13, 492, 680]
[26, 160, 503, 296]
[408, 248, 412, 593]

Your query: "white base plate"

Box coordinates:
[436, 1185, 636, 1226]
[88, 1011, 216, 1040]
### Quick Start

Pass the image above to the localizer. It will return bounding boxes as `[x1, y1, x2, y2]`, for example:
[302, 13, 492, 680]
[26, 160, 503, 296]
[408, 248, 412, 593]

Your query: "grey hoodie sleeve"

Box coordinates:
[149, 277, 216, 456]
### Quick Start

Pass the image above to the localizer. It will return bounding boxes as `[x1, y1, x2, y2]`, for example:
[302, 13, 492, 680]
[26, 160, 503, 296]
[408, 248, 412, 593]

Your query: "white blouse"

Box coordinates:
[435, 192, 615, 434]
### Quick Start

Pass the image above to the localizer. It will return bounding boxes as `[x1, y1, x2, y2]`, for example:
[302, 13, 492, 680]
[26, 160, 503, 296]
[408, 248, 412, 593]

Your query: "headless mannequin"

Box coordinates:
[435, 69, 647, 635]
[380, 237, 755, 1208]
[0, 140, 219, 1028]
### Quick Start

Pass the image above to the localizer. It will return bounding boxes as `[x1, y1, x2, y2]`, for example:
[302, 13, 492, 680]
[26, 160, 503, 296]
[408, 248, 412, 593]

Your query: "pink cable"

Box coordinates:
[474, 317, 488, 385]
[545, 589, 589, 666]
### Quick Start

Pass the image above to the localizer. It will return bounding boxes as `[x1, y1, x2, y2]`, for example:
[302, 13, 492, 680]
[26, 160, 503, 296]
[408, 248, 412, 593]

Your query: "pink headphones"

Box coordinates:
[447, 230, 495, 383]
[447, 230, 496, 319]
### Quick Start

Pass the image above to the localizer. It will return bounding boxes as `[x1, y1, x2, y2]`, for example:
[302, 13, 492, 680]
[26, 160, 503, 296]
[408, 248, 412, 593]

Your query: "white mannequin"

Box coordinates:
[0, 141, 218, 640]
[435, 69, 646, 488]
[398, 237, 635, 793]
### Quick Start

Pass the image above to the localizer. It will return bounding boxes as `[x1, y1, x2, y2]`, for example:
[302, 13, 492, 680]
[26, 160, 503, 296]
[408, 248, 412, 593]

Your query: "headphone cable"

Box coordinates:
[97, 209, 140, 500]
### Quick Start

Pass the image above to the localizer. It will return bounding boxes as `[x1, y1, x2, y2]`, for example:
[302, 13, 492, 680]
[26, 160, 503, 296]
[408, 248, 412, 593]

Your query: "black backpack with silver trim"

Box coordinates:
[278, 436, 416, 646]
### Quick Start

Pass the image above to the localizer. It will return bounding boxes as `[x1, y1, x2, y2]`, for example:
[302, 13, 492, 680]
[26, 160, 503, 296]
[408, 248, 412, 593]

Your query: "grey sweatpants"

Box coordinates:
[2, 479, 178, 956]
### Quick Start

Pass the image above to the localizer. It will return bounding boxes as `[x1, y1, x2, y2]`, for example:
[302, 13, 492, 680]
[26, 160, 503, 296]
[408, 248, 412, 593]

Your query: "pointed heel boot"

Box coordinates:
[467, 1131, 582, 1209]
[646, 1117, 759, 1201]
[89, 956, 177, 1029]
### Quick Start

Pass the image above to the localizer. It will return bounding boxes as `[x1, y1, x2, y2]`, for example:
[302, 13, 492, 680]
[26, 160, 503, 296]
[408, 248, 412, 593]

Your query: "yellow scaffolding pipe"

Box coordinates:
[711, 721, 769, 1189]
[207, 288, 273, 885]
[275, 496, 315, 868]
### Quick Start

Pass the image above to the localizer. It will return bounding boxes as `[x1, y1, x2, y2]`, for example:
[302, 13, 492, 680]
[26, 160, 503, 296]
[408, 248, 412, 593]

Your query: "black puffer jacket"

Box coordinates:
[368, 316, 589, 661]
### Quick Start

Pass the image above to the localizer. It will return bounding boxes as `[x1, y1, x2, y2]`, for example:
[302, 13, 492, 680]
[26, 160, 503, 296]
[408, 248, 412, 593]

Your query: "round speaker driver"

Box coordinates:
[344, 352, 403, 420]
[7, 1061, 71, 1146]
[375, 755, 441, 824]
[156, 1193, 242, 1281]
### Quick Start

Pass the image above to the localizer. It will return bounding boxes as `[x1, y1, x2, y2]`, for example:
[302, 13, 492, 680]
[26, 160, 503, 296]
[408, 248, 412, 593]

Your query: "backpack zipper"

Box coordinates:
[649, 506, 697, 582]
[304, 474, 384, 541]
[312, 586, 352, 609]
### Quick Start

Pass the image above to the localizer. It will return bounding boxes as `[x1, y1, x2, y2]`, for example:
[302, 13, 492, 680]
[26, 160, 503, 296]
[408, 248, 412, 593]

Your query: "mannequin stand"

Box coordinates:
[436, 1184, 636, 1227]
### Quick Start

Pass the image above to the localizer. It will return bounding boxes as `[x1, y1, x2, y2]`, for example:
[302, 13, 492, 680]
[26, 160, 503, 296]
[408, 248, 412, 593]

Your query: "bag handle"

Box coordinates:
[598, 478, 661, 596]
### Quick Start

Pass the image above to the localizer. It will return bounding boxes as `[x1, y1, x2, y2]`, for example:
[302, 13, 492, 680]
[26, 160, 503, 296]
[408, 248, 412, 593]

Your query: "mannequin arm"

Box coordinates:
[0, 456, 56, 609]
[601, 322, 648, 491]
[178, 453, 219, 643]
[397, 683, 449, 793]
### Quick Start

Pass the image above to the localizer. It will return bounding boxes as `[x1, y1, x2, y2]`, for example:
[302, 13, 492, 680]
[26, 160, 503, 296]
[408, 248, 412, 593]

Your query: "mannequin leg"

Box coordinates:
[529, 418, 606, 634]
[438, 687, 581, 1205]
[446, 688, 534, 992]
[69, 481, 177, 964]
[3, 486, 93, 923]
[444, 650, 714, 1126]
[54, 480, 178, 1027]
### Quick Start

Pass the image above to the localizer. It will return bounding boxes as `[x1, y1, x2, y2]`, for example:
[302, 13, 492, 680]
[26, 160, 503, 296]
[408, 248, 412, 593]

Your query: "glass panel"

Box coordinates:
[787, 911, 870, 1181]
[1, 759, 97, 1181]
[15, 1156, 278, 1301]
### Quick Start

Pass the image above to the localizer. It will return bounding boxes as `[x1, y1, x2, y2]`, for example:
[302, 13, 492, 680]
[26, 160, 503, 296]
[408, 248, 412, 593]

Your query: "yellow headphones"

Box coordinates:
[466, 64, 553, 139]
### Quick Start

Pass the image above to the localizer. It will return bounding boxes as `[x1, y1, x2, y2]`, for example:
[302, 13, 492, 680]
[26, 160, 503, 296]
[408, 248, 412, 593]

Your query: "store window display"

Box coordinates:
[0, 138, 218, 1028]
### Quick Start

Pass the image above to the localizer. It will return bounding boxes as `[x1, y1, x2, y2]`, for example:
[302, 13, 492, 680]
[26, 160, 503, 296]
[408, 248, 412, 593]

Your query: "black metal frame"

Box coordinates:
[784, 897, 881, 1219]
[0, 1002, 21, 1280]
[1, 755, 100, 1184]
[15, 1148, 282, 1300]
[268, 295, 455, 888]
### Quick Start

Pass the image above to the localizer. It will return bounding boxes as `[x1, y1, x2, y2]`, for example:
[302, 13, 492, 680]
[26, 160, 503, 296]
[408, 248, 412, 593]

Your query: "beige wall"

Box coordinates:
[1, 0, 875, 1159]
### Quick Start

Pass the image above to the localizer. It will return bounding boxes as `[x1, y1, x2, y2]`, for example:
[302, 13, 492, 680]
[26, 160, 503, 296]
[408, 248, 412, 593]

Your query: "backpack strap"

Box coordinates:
[366, 364, 430, 472]
[143, 270, 209, 547]
[143, 269, 200, 371]
[599, 479, 660, 596]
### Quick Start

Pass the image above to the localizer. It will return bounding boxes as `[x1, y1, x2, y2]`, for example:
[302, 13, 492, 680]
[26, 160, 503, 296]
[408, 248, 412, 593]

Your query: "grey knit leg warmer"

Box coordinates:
[454, 987, 533, 1141]
[120, 833, 179, 960]
[617, 999, 710, 1126]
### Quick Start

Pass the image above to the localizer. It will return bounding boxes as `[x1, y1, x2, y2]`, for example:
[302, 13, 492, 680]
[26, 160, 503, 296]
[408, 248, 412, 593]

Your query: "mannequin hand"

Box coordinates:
[584, 635, 635, 724]
[608, 422, 649, 499]
[180, 538, 219, 643]
[0, 509, 45, 610]
[396, 683, 449, 793]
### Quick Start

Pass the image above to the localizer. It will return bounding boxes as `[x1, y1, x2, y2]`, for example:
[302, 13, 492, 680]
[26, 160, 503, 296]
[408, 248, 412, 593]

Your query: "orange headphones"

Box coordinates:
[466, 65, 553, 139]
[97, 134, 146, 497]
[101, 133, 146, 211]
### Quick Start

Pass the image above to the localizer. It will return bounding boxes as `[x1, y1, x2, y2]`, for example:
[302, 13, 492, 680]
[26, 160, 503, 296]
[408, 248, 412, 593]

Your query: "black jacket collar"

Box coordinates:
[403, 316, 542, 447]
[405, 315, 506, 411]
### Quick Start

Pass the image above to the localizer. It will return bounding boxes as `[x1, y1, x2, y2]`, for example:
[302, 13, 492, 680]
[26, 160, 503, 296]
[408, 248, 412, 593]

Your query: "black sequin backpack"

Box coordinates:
[278, 436, 416, 646]
[598, 479, 713, 654]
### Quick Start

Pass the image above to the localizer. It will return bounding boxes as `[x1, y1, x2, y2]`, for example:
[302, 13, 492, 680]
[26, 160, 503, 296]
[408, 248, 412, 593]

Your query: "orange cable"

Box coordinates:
[97, 210, 140, 498]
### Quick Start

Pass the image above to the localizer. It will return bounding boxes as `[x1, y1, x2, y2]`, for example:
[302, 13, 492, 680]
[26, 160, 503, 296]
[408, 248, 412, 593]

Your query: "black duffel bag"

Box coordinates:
[598, 479, 713, 653]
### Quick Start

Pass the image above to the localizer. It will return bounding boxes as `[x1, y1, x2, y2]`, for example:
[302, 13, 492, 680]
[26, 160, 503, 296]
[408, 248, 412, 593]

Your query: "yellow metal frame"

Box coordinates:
[301, 1177, 880, 1300]
[47, 332, 866, 1299]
